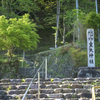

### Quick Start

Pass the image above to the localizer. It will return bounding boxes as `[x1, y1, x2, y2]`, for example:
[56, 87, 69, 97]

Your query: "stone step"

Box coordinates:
[95, 92, 100, 97]
[4, 93, 50, 99]
[62, 80, 95, 84]
[0, 79, 97, 84]
[46, 93, 92, 99]
[1, 78, 100, 100]
[0, 85, 28, 90]
[0, 84, 92, 91]
[74, 78, 100, 81]
[53, 88, 90, 93]
[0, 85, 17, 90]
[0, 90, 7, 95]
[0, 95, 4, 99]
[7, 89, 38, 94]
[7, 99, 65, 100]
[41, 89, 54, 94]
[1, 78, 99, 82]
[46, 93, 63, 98]
[40, 99, 64, 100]
[83, 85, 92, 89]
[0, 79, 11, 82]
[0, 81, 95, 88]
[0, 99, 92, 100]
[59, 84, 83, 89]
[1, 92, 93, 99]
[0, 78, 36, 83]
[46, 84, 60, 88]
[75, 88, 91, 94]
[44, 81, 62, 84]
[0, 83, 43, 90]
[63, 93, 79, 99]
[71, 98, 90, 100]
[4, 94, 36, 99]
[0, 82, 21, 85]
[1, 88, 92, 95]
[46, 84, 84, 89]
[78, 92, 92, 98]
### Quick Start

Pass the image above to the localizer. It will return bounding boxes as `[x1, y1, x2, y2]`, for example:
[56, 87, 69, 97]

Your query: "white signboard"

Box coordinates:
[87, 29, 95, 67]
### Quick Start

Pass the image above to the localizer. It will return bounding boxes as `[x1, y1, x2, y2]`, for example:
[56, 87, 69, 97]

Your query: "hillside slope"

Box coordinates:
[23, 43, 87, 78]
[1, 42, 100, 79]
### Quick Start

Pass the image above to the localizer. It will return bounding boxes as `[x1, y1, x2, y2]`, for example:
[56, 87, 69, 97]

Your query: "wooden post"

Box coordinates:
[22, 50, 25, 67]
[45, 57, 47, 80]
[92, 87, 95, 100]
[38, 72, 40, 99]
[42, 65, 44, 78]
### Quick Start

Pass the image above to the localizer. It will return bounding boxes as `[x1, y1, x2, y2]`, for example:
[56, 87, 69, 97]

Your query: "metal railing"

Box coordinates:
[21, 58, 45, 100]
[92, 86, 100, 100]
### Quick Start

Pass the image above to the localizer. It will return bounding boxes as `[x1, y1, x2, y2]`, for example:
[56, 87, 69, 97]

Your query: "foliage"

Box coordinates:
[69, 47, 87, 67]
[73, 11, 100, 42]
[0, 0, 39, 19]
[0, 59, 19, 78]
[6, 86, 11, 91]
[21, 79, 25, 82]
[0, 14, 39, 61]
[59, 46, 70, 55]
[0, 0, 97, 47]
[78, 0, 95, 13]
[95, 42, 100, 67]
[73, 19, 87, 42]
[0, 0, 99, 43]
[84, 12, 100, 29]
[50, 78, 54, 82]
[59, 0, 95, 42]
[92, 81, 100, 86]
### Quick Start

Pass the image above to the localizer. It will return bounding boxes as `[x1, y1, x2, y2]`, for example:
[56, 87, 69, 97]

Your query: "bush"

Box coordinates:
[0, 59, 19, 78]
[69, 47, 87, 67]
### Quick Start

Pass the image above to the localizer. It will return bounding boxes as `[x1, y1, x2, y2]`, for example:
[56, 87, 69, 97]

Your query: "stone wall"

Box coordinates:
[77, 67, 100, 78]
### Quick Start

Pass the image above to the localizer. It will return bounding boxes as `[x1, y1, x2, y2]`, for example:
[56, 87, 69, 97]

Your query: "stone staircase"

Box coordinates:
[0, 78, 100, 100]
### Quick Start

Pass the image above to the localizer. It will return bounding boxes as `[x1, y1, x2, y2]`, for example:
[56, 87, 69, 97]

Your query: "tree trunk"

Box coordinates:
[95, 0, 100, 41]
[8, 49, 13, 62]
[76, 0, 79, 41]
[55, 0, 60, 48]
[63, 16, 65, 44]
[10, 0, 13, 14]
[2, 0, 4, 7]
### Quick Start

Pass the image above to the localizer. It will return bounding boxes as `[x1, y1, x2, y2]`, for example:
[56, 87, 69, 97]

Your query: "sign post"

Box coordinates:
[87, 29, 95, 67]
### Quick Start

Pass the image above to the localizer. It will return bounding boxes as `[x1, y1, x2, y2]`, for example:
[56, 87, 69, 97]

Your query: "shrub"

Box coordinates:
[69, 47, 87, 67]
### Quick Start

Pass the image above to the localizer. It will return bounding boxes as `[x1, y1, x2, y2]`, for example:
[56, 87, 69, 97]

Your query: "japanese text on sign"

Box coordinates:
[87, 29, 95, 67]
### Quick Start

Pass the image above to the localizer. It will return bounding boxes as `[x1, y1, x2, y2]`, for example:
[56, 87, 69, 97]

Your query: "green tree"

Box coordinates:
[0, 0, 40, 21]
[84, 12, 100, 29]
[0, 0, 18, 18]
[64, 0, 96, 43]
[0, 14, 39, 61]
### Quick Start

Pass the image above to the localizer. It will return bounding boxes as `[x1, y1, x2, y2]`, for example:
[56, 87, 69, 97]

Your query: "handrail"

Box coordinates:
[92, 86, 95, 100]
[22, 59, 45, 100]
[92, 86, 100, 100]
